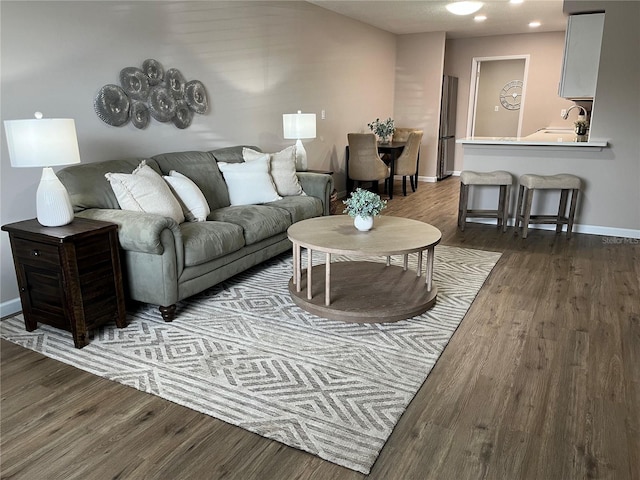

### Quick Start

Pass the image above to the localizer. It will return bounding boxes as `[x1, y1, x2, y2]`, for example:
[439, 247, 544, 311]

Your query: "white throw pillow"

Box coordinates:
[218, 156, 282, 206]
[163, 170, 211, 222]
[243, 146, 305, 196]
[105, 160, 185, 224]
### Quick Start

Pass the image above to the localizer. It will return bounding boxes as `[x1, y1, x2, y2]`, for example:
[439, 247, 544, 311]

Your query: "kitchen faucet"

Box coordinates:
[562, 105, 588, 120]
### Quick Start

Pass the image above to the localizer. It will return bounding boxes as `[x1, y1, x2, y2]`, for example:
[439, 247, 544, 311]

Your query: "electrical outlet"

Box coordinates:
[561, 108, 567, 117]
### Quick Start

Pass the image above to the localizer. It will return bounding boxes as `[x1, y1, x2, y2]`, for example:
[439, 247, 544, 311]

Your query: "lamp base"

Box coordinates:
[36, 167, 75, 227]
[294, 139, 308, 171]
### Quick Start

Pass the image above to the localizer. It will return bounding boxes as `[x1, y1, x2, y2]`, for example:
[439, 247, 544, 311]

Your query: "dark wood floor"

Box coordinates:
[2, 177, 639, 479]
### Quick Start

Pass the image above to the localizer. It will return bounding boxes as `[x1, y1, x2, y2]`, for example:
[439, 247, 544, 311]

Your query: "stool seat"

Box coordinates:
[458, 170, 513, 233]
[516, 173, 582, 239]
[519, 173, 581, 190]
[460, 170, 513, 186]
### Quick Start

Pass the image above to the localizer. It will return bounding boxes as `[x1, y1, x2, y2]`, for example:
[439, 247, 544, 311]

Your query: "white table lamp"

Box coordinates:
[283, 110, 316, 171]
[4, 112, 81, 227]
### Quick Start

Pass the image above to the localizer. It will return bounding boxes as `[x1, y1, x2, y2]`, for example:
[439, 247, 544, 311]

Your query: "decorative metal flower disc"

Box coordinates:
[119, 67, 150, 101]
[148, 85, 176, 122]
[184, 80, 208, 114]
[94, 84, 130, 126]
[172, 100, 194, 129]
[142, 58, 164, 86]
[130, 101, 150, 129]
[165, 68, 186, 99]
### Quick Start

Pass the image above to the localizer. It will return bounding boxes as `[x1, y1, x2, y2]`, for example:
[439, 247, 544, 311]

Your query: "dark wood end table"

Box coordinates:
[2, 217, 127, 348]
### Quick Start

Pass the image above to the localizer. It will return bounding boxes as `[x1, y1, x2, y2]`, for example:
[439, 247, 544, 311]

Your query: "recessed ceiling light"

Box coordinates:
[474, 15, 487, 22]
[529, 21, 541, 28]
[446, 1, 484, 16]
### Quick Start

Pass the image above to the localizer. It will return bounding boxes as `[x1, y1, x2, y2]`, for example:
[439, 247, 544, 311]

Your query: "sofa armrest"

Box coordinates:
[76, 209, 183, 257]
[297, 173, 334, 216]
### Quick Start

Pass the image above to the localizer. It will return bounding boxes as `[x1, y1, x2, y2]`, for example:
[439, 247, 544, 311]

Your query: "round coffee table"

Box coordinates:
[287, 215, 442, 322]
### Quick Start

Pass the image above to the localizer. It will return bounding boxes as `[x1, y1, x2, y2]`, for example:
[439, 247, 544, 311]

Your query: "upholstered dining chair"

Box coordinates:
[347, 133, 391, 194]
[394, 130, 423, 196]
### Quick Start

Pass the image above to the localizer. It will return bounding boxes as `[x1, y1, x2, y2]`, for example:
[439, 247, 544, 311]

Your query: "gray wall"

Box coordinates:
[0, 0, 396, 312]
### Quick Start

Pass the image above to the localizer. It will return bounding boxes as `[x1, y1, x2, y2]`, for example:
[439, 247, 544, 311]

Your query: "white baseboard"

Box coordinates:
[467, 218, 640, 239]
[1, 298, 22, 319]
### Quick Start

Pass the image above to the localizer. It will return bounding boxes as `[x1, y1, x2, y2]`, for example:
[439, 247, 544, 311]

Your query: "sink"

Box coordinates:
[539, 128, 574, 134]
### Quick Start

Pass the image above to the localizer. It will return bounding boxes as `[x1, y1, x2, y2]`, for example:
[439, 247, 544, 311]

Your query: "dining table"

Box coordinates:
[345, 141, 416, 199]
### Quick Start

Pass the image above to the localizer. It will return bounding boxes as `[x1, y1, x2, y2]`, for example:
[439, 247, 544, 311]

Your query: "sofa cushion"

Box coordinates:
[58, 158, 162, 211]
[209, 145, 260, 164]
[152, 151, 231, 211]
[218, 157, 282, 206]
[209, 205, 292, 245]
[266, 196, 324, 223]
[180, 221, 245, 267]
[164, 170, 211, 222]
[105, 160, 185, 224]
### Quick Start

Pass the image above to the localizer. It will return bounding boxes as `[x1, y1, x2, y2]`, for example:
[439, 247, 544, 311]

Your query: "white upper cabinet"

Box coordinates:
[559, 13, 605, 99]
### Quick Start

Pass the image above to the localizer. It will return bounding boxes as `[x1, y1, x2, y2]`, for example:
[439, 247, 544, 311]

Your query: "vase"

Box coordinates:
[354, 215, 374, 231]
[379, 135, 390, 144]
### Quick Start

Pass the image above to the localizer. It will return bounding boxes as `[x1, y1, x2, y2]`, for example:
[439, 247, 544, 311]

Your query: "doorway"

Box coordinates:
[467, 56, 529, 138]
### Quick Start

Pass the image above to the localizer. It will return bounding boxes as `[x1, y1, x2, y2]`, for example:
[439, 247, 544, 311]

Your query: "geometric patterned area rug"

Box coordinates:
[1, 245, 500, 474]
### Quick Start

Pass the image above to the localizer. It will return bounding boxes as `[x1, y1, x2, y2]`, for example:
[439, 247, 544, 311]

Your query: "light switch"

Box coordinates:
[494, 106, 499, 112]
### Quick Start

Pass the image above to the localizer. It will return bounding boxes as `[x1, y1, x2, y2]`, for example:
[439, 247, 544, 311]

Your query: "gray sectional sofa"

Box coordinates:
[57, 146, 333, 321]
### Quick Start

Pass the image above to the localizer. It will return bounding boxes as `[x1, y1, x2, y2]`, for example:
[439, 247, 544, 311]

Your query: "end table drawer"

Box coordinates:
[12, 237, 60, 267]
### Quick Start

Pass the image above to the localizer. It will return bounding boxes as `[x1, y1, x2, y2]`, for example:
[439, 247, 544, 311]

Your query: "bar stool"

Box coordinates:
[515, 174, 581, 239]
[458, 170, 513, 232]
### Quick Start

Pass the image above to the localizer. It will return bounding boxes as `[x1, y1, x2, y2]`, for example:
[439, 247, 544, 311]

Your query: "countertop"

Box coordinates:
[458, 128, 608, 148]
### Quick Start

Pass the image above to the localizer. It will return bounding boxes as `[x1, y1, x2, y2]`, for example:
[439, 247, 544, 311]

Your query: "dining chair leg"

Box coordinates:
[402, 176, 407, 196]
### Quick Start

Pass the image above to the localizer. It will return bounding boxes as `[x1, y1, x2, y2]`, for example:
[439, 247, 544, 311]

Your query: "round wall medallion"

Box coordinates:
[94, 84, 130, 126]
[130, 101, 150, 129]
[148, 86, 176, 122]
[185, 80, 208, 114]
[120, 67, 150, 101]
[172, 100, 194, 129]
[500, 80, 523, 110]
[142, 58, 164, 86]
[165, 68, 186, 98]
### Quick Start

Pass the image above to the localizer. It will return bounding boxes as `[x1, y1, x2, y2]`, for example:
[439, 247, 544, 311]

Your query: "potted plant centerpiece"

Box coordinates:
[574, 118, 589, 138]
[343, 188, 387, 231]
[368, 117, 395, 144]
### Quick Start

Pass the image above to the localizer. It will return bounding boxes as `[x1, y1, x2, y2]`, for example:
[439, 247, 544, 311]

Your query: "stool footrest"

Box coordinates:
[465, 209, 502, 218]
[518, 214, 570, 225]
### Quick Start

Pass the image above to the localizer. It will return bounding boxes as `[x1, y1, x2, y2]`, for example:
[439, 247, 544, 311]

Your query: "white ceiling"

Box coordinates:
[308, 0, 567, 38]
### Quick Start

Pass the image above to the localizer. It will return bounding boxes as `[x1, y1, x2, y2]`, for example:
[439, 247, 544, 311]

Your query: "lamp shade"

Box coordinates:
[283, 111, 316, 140]
[3, 114, 81, 227]
[4, 117, 81, 168]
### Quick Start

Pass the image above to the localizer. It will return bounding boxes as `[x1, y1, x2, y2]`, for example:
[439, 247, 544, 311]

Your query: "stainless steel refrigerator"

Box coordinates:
[437, 75, 458, 180]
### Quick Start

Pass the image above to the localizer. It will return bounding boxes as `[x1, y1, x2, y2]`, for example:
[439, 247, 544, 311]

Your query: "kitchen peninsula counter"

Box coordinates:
[457, 131, 615, 236]
[458, 136, 609, 149]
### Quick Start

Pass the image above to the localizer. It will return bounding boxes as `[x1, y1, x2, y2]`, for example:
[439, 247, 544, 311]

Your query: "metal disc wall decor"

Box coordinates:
[142, 58, 164, 86]
[94, 59, 208, 129]
[165, 68, 186, 99]
[130, 101, 150, 129]
[172, 100, 194, 129]
[148, 86, 176, 122]
[119, 67, 150, 101]
[185, 80, 209, 114]
[94, 84, 130, 126]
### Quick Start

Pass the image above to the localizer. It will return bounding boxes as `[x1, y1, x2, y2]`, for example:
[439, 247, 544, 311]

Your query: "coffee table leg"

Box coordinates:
[417, 250, 423, 277]
[325, 253, 331, 306]
[307, 248, 313, 300]
[386, 256, 391, 266]
[426, 246, 434, 292]
[403, 254, 408, 271]
[295, 244, 302, 292]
